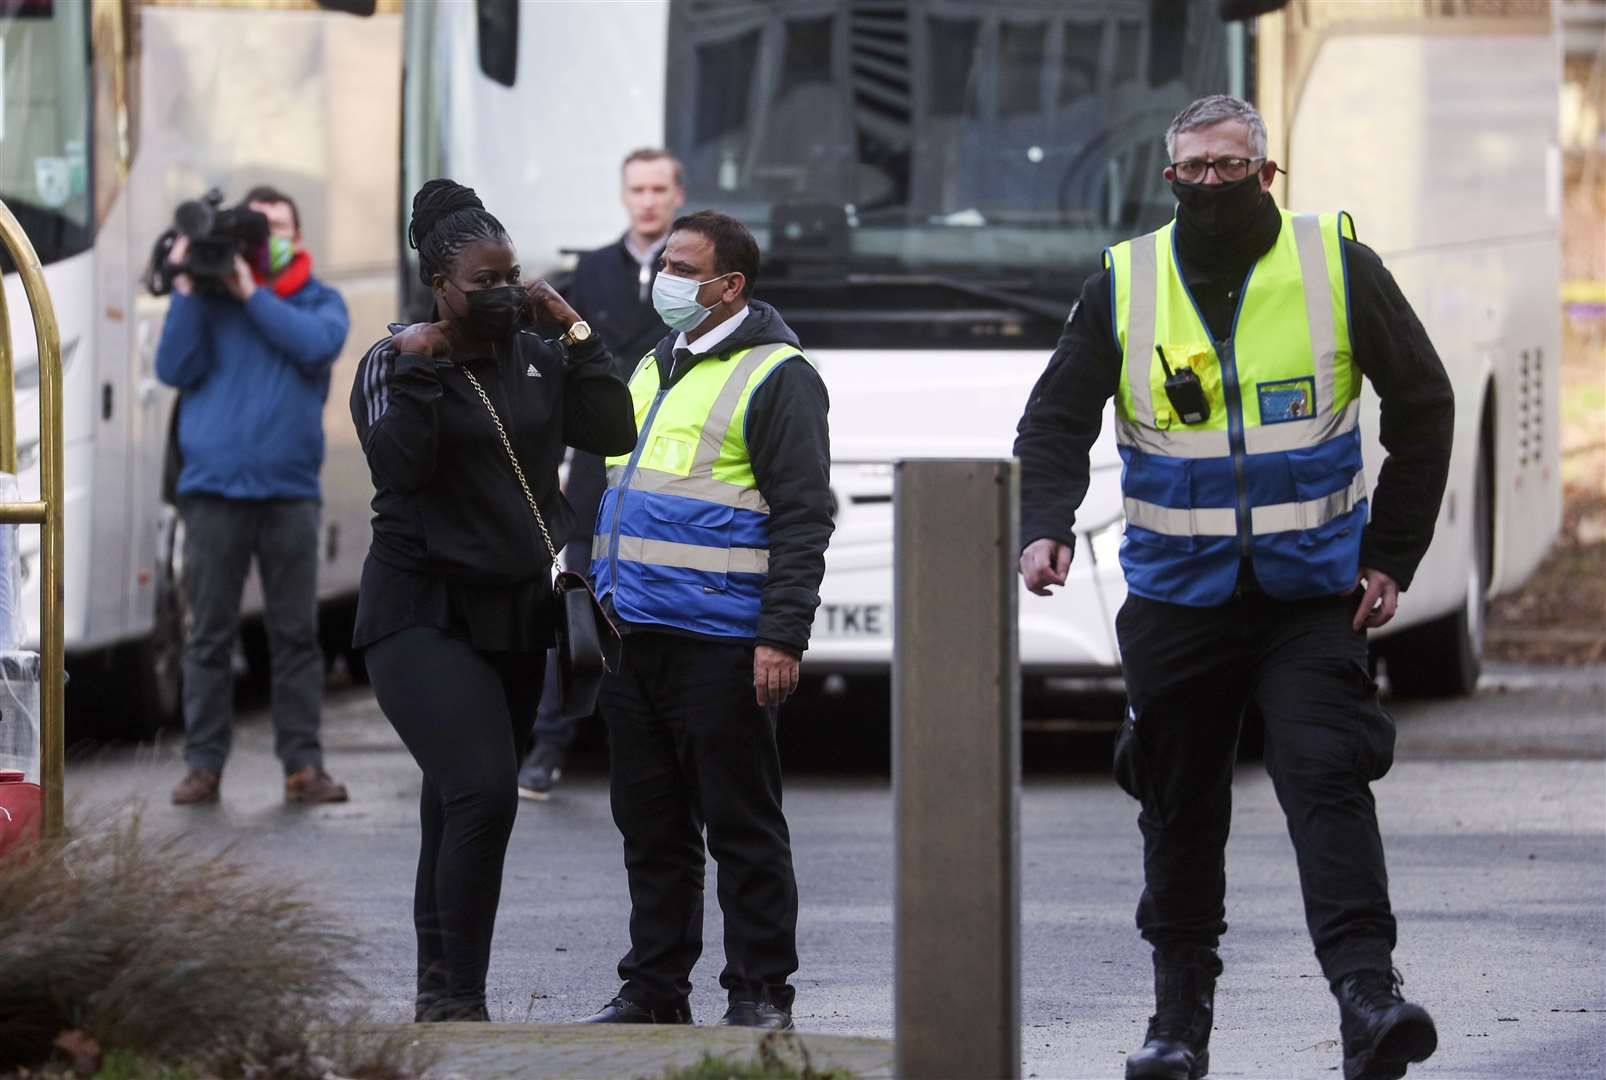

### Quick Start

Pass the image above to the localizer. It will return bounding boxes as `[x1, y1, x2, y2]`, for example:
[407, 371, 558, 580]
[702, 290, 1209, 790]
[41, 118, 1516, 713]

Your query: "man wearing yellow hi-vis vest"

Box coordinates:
[580, 211, 832, 1032]
[1016, 97, 1453, 1080]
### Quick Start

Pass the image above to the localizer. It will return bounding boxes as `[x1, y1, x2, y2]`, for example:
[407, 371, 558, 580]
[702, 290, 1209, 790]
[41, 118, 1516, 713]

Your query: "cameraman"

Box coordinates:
[156, 186, 352, 807]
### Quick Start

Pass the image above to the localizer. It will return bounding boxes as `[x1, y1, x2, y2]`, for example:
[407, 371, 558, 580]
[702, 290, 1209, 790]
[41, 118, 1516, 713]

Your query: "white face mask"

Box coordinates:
[652, 270, 730, 332]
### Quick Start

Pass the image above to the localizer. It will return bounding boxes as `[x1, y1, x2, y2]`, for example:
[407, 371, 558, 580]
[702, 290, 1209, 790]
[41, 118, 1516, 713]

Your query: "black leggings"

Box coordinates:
[365, 627, 544, 1018]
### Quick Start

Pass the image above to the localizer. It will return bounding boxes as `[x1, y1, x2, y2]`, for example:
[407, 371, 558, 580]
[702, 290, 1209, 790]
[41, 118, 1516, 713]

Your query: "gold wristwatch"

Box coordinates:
[559, 320, 593, 348]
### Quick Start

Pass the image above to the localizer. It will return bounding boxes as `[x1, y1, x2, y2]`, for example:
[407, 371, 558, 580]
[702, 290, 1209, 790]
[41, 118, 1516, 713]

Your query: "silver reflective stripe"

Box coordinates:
[1292, 214, 1338, 419]
[1115, 417, 1232, 460]
[607, 465, 626, 487]
[616, 466, 770, 512]
[1123, 497, 1237, 538]
[1243, 398, 1361, 455]
[1124, 235, 1159, 428]
[690, 342, 794, 475]
[613, 534, 770, 575]
[1251, 470, 1368, 534]
[630, 351, 658, 383]
[592, 533, 610, 560]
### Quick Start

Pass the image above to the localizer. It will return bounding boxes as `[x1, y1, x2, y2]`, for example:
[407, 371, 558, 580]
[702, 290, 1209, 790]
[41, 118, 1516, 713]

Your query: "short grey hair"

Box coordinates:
[1164, 95, 1268, 160]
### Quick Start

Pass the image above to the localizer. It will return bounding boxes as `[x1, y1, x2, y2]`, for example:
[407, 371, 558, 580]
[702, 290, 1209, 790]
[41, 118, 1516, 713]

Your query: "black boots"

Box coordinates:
[1335, 969, 1438, 1080]
[1125, 954, 1435, 1079]
[1126, 947, 1221, 1080]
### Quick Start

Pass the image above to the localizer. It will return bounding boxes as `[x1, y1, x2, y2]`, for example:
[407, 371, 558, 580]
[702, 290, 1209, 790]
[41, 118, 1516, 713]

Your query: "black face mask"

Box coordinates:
[1171, 174, 1267, 238]
[446, 283, 525, 340]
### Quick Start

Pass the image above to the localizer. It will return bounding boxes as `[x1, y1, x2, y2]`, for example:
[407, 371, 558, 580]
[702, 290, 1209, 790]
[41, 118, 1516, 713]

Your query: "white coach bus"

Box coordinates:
[406, 0, 1560, 701]
[1, 0, 400, 734]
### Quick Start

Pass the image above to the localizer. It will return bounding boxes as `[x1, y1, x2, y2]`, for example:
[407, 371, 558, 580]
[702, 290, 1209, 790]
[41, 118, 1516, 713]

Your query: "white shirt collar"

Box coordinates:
[624, 231, 666, 267]
[674, 304, 750, 358]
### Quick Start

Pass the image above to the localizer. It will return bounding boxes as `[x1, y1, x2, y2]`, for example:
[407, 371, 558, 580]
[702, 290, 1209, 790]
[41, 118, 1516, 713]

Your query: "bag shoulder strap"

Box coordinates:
[458, 365, 560, 566]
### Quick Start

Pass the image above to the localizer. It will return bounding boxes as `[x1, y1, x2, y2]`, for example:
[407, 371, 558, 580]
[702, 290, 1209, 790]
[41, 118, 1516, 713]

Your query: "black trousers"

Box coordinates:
[365, 627, 544, 1015]
[178, 496, 323, 775]
[603, 632, 799, 1011]
[1113, 587, 1398, 983]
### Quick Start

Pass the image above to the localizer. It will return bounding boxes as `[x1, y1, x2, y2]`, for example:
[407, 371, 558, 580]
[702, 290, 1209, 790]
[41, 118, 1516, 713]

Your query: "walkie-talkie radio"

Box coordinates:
[1155, 345, 1210, 425]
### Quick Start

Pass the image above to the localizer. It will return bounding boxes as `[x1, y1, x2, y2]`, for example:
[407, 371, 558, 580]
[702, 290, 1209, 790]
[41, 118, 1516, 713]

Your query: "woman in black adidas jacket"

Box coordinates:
[349, 180, 635, 1022]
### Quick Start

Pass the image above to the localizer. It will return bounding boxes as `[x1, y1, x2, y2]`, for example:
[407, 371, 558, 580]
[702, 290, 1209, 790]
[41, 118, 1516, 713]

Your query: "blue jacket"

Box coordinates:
[156, 280, 349, 500]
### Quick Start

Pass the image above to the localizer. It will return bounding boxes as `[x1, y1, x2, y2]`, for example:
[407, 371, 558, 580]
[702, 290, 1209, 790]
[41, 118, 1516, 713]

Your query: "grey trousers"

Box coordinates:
[179, 495, 324, 775]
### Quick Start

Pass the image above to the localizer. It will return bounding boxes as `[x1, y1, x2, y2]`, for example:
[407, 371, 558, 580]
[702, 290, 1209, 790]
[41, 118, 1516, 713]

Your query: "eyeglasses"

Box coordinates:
[1170, 156, 1264, 183]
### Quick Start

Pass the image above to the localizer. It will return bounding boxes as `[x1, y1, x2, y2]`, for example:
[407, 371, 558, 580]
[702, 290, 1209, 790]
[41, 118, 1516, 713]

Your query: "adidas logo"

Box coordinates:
[526, 363, 542, 378]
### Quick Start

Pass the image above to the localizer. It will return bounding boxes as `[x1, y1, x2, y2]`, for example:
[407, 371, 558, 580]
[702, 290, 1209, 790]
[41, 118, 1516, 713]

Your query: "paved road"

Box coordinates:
[64, 665, 1605, 1079]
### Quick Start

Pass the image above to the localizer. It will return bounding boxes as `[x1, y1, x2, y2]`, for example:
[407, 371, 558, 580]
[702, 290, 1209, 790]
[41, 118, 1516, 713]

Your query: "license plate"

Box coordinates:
[818, 603, 887, 636]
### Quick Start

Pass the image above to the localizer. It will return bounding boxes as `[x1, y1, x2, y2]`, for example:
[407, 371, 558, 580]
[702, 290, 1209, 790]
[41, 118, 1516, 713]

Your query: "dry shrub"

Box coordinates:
[0, 810, 433, 1078]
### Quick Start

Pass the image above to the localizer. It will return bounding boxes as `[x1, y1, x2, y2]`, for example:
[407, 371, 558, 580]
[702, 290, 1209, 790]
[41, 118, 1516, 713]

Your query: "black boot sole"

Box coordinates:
[1345, 1008, 1437, 1080]
[1125, 1049, 1208, 1080]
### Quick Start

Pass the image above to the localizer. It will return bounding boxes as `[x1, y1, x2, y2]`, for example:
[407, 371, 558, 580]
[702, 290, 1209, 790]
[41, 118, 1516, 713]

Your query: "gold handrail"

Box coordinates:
[0, 199, 66, 838]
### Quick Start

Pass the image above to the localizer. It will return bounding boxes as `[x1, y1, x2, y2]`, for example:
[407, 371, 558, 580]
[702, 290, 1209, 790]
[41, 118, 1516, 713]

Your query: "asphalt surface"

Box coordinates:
[62, 664, 1606, 1079]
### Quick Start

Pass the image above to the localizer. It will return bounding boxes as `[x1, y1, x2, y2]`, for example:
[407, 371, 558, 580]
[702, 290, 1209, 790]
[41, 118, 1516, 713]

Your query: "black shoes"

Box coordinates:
[1122, 954, 1434, 1080]
[414, 995, 489, 1022]
[1126, 947, 1220, 1080]
[578, 995, 692, 1024]
[517, 741, 564, 801]
[1335, 969, 1437, 1080]
[717, 1000, 794, 1030]
[577, 993, 787, 1028]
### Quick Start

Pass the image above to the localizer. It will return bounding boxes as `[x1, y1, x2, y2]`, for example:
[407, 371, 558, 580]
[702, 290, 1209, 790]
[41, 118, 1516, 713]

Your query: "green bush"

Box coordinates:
[0, 811, 432, 1079]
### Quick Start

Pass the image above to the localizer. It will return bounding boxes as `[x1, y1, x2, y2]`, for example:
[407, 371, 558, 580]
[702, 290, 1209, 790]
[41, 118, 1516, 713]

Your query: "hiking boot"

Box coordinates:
[1126, 946, 1221, 1080]
[284, 765, 349, 804]
[171, 768, 220, 806]
[1335, 968, 1437, 1080]
[517, 741, 564, 801]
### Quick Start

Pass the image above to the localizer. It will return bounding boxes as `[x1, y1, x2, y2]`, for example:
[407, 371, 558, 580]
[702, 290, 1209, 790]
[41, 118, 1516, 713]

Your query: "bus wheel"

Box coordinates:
[1383, 444, 1490, 698]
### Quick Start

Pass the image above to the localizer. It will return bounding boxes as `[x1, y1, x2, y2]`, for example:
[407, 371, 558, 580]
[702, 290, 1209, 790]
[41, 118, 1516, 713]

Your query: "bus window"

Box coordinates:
[664, 0, 1246, 348]
[0, 0, 91, 272]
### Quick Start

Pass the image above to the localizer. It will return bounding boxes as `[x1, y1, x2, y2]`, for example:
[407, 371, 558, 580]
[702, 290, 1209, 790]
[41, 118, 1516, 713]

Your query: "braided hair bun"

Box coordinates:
[408, 178, 510, 286]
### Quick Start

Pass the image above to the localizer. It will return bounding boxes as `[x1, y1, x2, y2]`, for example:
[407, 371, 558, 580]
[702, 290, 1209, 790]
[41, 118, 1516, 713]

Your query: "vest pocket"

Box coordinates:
[637, 498, 734, 589]
[1122, 455, 1199, 552]
[1286, 448, 1362, 549]
[1124, 524, 1198, 553]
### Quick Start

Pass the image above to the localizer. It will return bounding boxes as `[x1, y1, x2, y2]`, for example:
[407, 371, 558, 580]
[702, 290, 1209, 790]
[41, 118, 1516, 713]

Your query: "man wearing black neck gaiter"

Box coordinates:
[1014, 96, 1453, 1080]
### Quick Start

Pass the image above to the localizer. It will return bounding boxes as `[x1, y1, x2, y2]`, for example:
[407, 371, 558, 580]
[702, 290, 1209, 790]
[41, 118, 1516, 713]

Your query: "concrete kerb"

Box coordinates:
[380, 1023, 895, 1080]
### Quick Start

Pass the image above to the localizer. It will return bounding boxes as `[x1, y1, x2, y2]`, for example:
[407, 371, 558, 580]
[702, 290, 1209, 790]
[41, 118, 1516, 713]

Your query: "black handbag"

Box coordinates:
[461, 367, 622, 720]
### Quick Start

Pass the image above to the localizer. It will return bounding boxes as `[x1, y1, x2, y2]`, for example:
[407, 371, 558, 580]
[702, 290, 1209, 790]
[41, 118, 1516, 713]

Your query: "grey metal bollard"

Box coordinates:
[893, 458, 1021, 1080]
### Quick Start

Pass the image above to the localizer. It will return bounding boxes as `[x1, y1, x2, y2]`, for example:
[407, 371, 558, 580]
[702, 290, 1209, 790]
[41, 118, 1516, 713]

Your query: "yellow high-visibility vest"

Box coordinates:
[1104, 209, 1366, 605]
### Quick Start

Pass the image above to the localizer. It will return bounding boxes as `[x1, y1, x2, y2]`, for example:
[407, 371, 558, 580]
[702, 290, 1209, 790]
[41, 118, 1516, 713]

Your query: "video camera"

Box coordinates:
[145, 189, 270, 297]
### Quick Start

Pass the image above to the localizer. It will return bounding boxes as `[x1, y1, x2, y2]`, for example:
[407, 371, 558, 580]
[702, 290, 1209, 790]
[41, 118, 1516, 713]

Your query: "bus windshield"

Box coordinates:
[666, 0, 1245, 331]
[0, 0, 91, 271]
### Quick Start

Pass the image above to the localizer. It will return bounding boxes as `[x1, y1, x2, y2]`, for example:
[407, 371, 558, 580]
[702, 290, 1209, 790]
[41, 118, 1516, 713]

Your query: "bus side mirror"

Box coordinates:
[478, 0, 519, 88]
[313, 0, 378, 14]
[1220, 0, 1289, 19]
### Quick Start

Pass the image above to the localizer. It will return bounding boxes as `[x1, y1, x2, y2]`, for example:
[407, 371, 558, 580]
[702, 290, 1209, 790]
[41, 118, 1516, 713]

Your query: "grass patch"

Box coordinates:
[646, 1033, 861, 1080]
[0, 809, 435, 1079]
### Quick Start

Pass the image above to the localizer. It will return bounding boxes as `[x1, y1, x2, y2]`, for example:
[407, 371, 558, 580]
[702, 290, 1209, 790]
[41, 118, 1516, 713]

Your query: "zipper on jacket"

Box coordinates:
[1171, 229, 1258, 557]
[1217, 338, 1253, 558]
[605, 385, 670, 596]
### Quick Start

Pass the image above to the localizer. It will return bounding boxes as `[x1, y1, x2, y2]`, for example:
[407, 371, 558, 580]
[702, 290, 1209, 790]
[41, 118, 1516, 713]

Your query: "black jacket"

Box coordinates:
[1014, 205, 1454, 591]
[352, 330, 636, 585]
[562, 234, 668, 377]
[620, 300, 834, 657]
